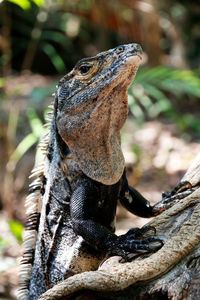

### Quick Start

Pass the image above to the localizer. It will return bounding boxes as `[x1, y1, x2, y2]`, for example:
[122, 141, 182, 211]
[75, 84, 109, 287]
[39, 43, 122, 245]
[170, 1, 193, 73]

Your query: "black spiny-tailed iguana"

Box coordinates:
[19, 44, 192, 300]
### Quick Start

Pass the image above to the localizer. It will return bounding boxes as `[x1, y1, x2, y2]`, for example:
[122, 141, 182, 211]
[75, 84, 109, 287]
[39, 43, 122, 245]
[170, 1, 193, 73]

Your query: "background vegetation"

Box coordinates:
[0, 0, 199, 298]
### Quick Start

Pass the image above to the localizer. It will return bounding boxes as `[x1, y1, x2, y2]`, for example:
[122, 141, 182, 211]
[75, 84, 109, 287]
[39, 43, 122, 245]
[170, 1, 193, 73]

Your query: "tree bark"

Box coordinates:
[39, 154, 200, 300]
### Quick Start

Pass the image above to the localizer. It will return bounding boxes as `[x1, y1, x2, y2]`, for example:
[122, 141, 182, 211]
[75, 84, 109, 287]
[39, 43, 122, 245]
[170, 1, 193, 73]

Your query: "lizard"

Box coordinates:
[18, 43, 193, 300]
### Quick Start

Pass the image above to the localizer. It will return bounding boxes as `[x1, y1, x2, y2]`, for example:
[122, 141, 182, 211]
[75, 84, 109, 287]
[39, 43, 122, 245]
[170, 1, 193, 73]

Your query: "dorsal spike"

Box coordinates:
[18, 98, 53, 299]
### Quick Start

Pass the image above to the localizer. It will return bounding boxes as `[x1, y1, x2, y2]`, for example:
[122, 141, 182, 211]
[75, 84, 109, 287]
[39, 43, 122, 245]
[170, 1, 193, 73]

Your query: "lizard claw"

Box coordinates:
[127, 225, 156, 238]
[108, 226, 164, 262]
[118, 237, 164, 262]
[152, 181, 193, 215]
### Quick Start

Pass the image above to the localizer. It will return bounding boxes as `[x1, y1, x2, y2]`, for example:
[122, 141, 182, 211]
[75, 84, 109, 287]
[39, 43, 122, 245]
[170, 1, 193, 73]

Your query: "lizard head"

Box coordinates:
[56, 43, 142, 114]
[55, 43, 142, 184]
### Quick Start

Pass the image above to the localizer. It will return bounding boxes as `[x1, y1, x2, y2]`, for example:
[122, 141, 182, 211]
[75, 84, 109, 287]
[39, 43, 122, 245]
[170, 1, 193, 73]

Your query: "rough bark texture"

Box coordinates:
[38, 154, 200, 300]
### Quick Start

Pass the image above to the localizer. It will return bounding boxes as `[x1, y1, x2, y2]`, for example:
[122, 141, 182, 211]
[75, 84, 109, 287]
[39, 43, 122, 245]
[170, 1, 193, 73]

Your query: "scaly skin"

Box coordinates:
[19, 44, 191, 300]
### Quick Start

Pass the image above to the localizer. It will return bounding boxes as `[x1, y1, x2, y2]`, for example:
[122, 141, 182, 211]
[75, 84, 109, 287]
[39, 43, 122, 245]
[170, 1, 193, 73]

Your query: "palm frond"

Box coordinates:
[128, 67, 200, 134]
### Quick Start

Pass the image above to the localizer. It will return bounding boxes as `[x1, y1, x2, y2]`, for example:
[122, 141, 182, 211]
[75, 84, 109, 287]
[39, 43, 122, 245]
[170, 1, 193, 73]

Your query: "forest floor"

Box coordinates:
[0, 74, 200, 299]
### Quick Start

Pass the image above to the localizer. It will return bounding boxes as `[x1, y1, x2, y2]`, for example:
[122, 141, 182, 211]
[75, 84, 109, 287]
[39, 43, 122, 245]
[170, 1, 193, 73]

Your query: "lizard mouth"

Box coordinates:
[124, 43, 143, 63]
[125, 53, 142, 63]
[117, 53, 142, 75]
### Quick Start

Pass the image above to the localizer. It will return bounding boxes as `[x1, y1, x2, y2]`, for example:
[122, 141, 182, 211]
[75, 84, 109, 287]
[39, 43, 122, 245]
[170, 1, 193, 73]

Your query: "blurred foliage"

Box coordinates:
[8, 0, 43, 10]
[8, 108, 46, 167]
[0, 0, 199, 75]
[8, 219, 23, 242]
[156, 0, 200, 69]
[0, 237, 10, 252]
[128, 67, 200, 133]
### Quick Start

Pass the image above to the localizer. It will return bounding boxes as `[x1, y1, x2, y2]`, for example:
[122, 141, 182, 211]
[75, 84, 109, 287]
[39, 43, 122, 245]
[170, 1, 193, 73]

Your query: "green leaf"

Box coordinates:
[27, 108, 46, 138]
[32, 0, 44, 7]
[40, 30, 68, 45]
[178, 113, 200, 132]
[9, 132, 38, 164]
[9, 109, 46, 165]
[0, 77, 5, 88]
[8, 220, 24, 243]
[7, 0, 31, 10]
[142, 83, 172, 111]
[129, 66, 200, 134]
[128, 94, 145, 123]
[8, 0, 44, 8]
[42, 42, 66, 73]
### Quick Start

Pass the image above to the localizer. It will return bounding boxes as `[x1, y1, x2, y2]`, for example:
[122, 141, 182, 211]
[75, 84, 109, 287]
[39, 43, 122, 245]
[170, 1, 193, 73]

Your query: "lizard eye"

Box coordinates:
[116, 46, 124, 53]
[79, 65, 92, 74]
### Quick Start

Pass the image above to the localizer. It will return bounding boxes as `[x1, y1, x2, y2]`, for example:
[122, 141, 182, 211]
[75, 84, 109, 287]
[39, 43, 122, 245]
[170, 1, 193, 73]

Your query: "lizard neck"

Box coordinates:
[57, 85, 128, 185]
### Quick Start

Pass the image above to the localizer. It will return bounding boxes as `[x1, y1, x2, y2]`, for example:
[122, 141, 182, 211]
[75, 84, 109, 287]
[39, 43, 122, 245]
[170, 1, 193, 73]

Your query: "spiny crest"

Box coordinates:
[18, 99, 54, 300]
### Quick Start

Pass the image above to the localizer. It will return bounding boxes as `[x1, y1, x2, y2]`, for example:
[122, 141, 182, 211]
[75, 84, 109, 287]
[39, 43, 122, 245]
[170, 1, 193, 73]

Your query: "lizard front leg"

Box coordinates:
[70, 177, 163, 261]
[120, 180, 193, 218]
[117, 178, 194, 260]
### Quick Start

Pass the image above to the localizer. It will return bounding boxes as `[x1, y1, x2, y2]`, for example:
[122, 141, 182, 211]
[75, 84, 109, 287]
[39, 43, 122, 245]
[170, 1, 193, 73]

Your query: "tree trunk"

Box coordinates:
[38, 154, 200, 300]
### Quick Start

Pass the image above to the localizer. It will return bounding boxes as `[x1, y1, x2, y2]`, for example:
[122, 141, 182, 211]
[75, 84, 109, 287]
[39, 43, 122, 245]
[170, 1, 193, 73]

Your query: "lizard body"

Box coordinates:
[19, 44, 185, 300]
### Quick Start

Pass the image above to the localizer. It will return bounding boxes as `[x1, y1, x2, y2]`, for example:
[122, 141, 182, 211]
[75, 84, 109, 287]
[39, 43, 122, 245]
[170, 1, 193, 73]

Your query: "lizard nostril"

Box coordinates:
[134, 44, 143, 55]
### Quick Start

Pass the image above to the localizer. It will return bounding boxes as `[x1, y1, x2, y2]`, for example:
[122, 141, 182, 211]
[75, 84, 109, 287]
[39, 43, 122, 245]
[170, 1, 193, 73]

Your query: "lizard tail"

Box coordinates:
[18, 103, 53, 300]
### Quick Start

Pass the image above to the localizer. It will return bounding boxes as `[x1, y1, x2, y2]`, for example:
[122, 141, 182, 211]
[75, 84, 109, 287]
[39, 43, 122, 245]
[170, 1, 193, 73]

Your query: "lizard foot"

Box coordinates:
[152, 180, 193, 216]
[108, 225, 163, 262]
